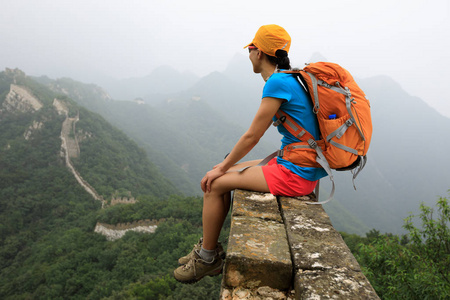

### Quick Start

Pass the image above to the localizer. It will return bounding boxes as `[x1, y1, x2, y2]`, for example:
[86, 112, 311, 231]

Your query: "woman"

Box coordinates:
[173, 24, 327, 283]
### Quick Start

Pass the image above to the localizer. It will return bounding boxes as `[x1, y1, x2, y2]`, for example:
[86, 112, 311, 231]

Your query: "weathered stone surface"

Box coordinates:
[232, 189, 282, 222]
[94, 223, 157, 241]
[295, 268, 380, 299]
[221, 190, 380, 299]
[278, 196, 361, 271]
[220, 285, 296, 300]
[224, 216, 292, 290]
[278, 195, 332, 227]
[3, 84, 43, 113]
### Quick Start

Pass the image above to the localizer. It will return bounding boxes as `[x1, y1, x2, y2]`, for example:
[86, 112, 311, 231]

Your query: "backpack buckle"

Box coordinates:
[308, 139, 318, 149]
[273, 116, 286, 126]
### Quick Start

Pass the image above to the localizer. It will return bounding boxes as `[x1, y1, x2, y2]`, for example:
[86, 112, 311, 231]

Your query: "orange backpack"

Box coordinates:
[270, 62, 372, 204]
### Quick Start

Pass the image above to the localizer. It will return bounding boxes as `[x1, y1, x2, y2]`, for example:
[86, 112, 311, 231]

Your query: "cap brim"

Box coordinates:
[243, 42, 253, 49]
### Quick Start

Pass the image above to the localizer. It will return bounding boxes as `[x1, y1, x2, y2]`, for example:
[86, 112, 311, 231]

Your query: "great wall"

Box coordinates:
[53, 97, 161, 240]
[94, 219, 159, 241]
[53, 99, 105, 205]
[1, 79, 159, 242]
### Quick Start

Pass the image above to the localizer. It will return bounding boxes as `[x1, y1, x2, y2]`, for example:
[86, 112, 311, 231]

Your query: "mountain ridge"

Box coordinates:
[1, 69, 179, 200]
[95, 64, 200, 101]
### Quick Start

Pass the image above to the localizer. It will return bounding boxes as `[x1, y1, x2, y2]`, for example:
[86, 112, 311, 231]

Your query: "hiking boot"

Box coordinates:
[173, 250, 224, 284]
[177, 238, 226, 265]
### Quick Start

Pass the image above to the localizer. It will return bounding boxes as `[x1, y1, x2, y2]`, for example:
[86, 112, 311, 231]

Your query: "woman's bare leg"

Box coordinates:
[202, 164, 270, 250]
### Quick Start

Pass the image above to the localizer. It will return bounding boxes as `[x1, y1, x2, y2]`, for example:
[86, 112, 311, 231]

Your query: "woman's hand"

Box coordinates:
[201, 164, 226, 193]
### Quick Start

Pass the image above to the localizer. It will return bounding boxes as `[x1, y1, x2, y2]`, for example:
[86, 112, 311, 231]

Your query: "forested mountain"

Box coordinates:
[0, 69, 225, 299]
[0, 70, 178, 200]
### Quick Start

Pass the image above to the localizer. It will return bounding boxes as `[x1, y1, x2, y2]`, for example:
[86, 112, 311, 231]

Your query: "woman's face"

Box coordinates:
[248, 46, 261, 74]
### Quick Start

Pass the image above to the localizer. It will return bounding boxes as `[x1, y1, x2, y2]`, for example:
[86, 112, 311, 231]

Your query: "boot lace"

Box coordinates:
[183, 257, 199, 276]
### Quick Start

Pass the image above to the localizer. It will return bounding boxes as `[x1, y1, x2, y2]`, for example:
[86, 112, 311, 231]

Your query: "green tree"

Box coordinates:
[357, 192, 450, 299]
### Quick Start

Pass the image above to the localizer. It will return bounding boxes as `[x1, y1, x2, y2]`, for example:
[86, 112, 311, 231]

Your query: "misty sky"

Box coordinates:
[1, 0, 449, 117]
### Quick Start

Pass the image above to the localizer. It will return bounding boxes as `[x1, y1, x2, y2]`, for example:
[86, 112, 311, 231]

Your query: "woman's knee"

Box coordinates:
[210, 167, 268, 195]
[204, 173, 238, 200]
[206, 180, 230, 198]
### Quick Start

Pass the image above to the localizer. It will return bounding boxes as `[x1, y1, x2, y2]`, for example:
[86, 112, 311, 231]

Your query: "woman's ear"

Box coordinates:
[257, 50, 263, 60]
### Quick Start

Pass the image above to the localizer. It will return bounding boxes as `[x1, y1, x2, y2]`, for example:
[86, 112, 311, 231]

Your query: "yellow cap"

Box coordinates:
[244, 24, 291, 57]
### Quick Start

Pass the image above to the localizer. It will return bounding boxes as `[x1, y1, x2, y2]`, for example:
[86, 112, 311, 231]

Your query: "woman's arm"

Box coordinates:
[221, 97, 282, 169]
[201, 97, 283, 192]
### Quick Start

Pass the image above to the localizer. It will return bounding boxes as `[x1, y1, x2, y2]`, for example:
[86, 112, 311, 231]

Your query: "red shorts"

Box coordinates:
[261, 158, 318, 197]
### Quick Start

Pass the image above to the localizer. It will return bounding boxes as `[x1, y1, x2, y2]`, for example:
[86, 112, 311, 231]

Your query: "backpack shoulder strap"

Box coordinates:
[273, 110, 315, 142]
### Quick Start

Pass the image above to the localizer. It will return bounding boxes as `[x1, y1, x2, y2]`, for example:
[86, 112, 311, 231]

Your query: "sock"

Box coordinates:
[198, 246, 216, 263]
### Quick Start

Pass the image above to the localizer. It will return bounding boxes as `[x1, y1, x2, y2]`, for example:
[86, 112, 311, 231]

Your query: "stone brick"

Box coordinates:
[220, 285, 295, 300]
[278, 196, 361, 271]
[278, 195, 332, 227]
[224, 190, 292, 290]
[232, 189, 282, 222]
[295, 268, 380, 299]
[224, 216, 292, 290]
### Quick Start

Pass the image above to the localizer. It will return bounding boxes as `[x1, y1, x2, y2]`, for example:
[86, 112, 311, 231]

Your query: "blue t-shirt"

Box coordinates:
[263, 72, 328, 181]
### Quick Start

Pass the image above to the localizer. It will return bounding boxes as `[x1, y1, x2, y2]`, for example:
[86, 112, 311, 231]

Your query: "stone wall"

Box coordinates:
[3, 84, 43, 113]
[54, 99, 105, 206]
[220, 189, 379, 300]
[61, 116, 80, 158]
[94, 220, 159, 241]
[110, 196, 137, 206]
